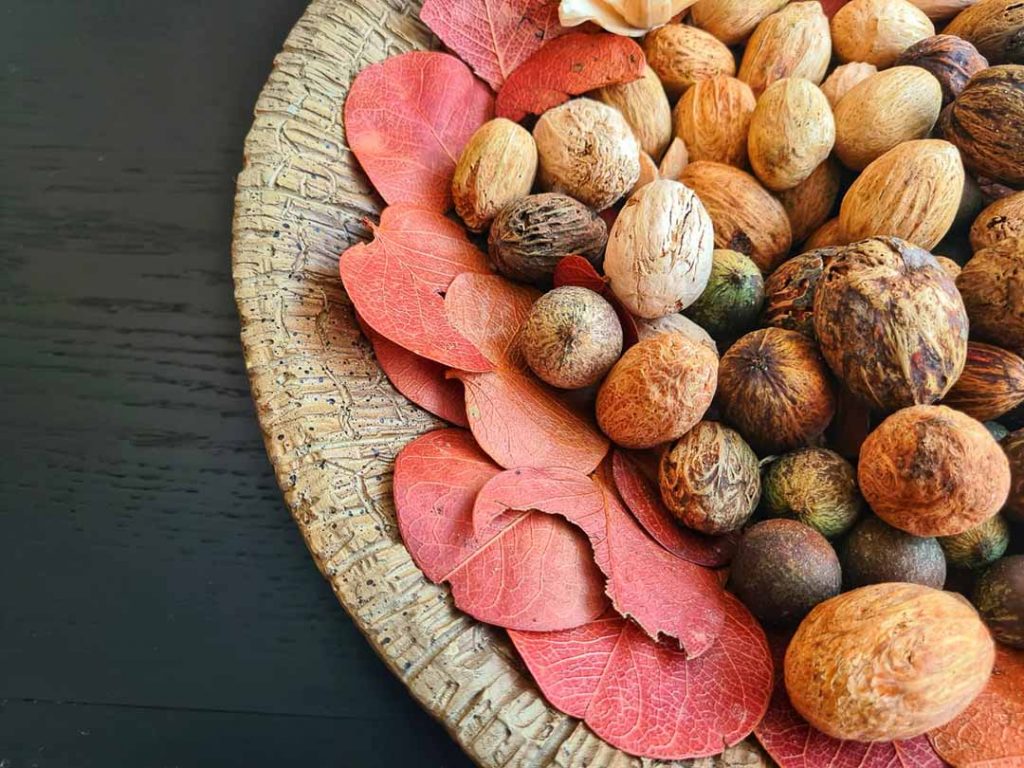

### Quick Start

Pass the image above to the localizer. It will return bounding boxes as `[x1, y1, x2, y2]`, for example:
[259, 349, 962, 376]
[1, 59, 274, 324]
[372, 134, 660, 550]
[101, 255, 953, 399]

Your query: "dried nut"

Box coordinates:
[841, 516, 947, 589]
[605, 179, 714, 318]
[642, 23, 736, 99]
[635, 313, 718, 353]
[813, 237, 969, 412]
[939, 514, 1010, 569]
[895, 34, 990, 106]
[631, 150, 660, 196]
[971, 191, 1024, 250]
[1004, 429, 1024, 520]
[943, 341, 1024, 420]
[738, 2, 832, 96]
[777, 159, 842, 245]
[683, 248, 765, 341]
[680, 161, 793, 272]
[820, 61, 879, 107]
[761, 247, 843, 336]
[594, 64, 673, 160]
[908, 0, 979, 20]
[832, 0, 935, 68]
[785, 583, 995, 741]
[943, 0, 1024, 64]
[804, 217, 845, 250]
[452, 118, 538, 232]
[972, 554, 1024, 645]
[936, 255, 963, 279]
[941, 65, 1024, 187]
[957, 237, 1024, 356]
[534, 98, 640, 210]
[488, 193, 608, 283]
[858, 405, 1010, 536]
[559, 0, 701, 36]
[748, 78, 836, 191]
[838, 139, 964, 250]
[673, 76, 756, 167]
[658, 136, 689, 179]
[595, 331, 718, 449]
[690, 0, 789, 45]
[762, 448, 864, 538]
[833, 66, 943, 171]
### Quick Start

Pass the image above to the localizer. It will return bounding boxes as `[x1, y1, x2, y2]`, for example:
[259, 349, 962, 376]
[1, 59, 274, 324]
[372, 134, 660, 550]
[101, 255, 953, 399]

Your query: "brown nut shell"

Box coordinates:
[1004, 428, 1024, 521]
[957, 237, 1024, 356]
[738, 1, 832, 96]
[943, 0, 1024, 65]
[594, 64, 673, 161]
[908, 0, 978, 20]
[761, 247, 842, 336]
[942, 341, 1024, 420]
[805, 217, 846, 250]
[894, 34, 990, 106]
[831, 0, 936, 68]
[970, 190, 1024, 250]
[643, 23, 736, 99]
[777, 160, 842, 246]
[672, 76, 756, 168]
[689, 0, 789, 45]
[821, 62, 879, 107]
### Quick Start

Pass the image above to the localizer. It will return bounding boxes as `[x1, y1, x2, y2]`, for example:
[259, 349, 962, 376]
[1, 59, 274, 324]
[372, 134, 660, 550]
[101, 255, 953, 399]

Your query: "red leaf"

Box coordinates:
[393, 429, 607, 630]
[509, 590, 773, 760]
[344, 52, 494, 211]
[496, 32, 646, 122]
[612, 450, 736, 567]
[552, 255, 640, 349]
[339, 205, 493, 372]
[445, 272, 610, 473]
[474, 466, 728, 655]
[420, 0, 566, 91]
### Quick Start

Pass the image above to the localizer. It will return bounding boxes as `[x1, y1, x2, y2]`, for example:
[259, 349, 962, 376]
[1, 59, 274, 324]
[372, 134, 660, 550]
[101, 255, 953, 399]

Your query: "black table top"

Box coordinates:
[2, 2, 473, 766]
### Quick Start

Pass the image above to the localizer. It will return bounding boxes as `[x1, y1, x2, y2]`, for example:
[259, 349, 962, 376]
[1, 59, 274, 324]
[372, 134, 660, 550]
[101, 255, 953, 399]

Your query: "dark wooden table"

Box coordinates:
[1, 3, 474, 765]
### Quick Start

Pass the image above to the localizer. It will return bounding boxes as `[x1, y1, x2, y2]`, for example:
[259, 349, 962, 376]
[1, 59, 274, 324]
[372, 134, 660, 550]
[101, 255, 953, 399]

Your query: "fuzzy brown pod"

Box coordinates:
[689, 0, 789, 45]
[748, 78, 836, 192]
[738, 2, 832, 96]
[718, 327, 836, 454]
[943, 0, 1024, 64]
[909, 0, 979, 20]
[595, 330, 718, 449]
[820, 61, 879, 107]
[761, 247, 842, 336]
[672, 76, 756, 168]
[813, 237, 968, 413]
[833, 67, 943, 171]
[488, 193, 608, 283]
[594, 64, 673, 161]
[1005, 428, 1024, 521]
[971, 191, 1024, 250]
[832, 0, 936, 68]
[943, 341, 1024, 420]
[785, 583, 995, 741]
[957, 237, 1024, 356]
[777, 161, 841, 245]
[838, 139, 964, 250]
[894, 35, 990, 106]
[642, 23, 736, 99]
[805, 217, 846, 250]
[858, 404, 1011, 536]
[680, 161, 793, 273]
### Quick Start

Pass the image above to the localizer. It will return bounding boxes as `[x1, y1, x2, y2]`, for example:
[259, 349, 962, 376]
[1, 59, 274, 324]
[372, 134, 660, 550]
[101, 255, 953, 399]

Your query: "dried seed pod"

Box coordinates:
[943, 341, 1024, 420]
[594, 65, 673, 161]
[970, 190, 1024, 250]
[909, 0, 979, 19]
[738, 2, 832, 96]
[642, 23, 736, 99]
[805, 217, 845, 250]
[595, 330, 718, 448]
[672, 75, 756, 168]
[534, 98, 640, 210]
[635, 313, 718, 352]
[820, 61, 879, 107]
[814, 237, 968, 412]
[834, 67, 943, 171]
[842, 515, 947, 589]
[680, 161, 793, 273]
[659, 421, 761, 534]
[604, 179, 714, 318]
[838, 139, 965, 250]
[690, 0, 789, 45]
[718, 327, 837, 454]
[559, 0, 701, 35]
[683, 249, 764, 341]
[957, 237, 1024, 356]
[943, 0, 1024, 64]
[1006, 428, 1024, 521]
[894, 35, 990, 106]
[972, 554, 1024, 647]
[785, 583, 995, 741]
[762, 448, 863, 538]
[936, 255, 963, 279]
[832, 0, 936, 68]
[630, 150, 660, 197]
[748, 78, 836, 191]
[859, 404, 1011, 536]
[939, 514, 1010, 569]
[777, 160, 841, 245]
[657, 136, 689, 179]
[761, 247, 842, 336]
[951, 172, 988, 234]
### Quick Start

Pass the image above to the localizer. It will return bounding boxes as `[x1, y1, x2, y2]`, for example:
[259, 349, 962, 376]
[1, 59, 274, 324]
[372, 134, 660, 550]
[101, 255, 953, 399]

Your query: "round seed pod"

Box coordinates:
[762, 448, 864, 538]
[488, 193, 608, 284]
[728, 519, 842, 625]
[894, 34, 990, 106]
[683, 249, 764, 341]
[777, 159, 842, 246]
[942, 341, 1024, 421]
[690, 0, 789, 45]
[970, 191, 1024, 251]
[939, 514, 1010, 570]
[634, 313, 718, 353]
[642, 23, 736, 99]
[672, 76, 756, 168]
[813, 237, 968, 412]
[761, 247, 842, 336]
[820, 62, 879, 107]
[594, 64, 673, 161]
[957, 237, 1024, 356]
[973, 555, 1024, 647]
[842, 515, 947, 589]
[832, 0, 936, 68]
[738, 2, 832, 96]
[533, 98, 640, 210]
[595, 331, 718, 449]
[858, 404, 1011, 536]
[658, 421, 761, 534]
[805, 217, 845, 251]
[785, 583, 995, 741]
[1004, 428, 1024, 521]
[718, 328, 836, 454]
[936, 255, 963, 279]
[943, 0, 1024, 64]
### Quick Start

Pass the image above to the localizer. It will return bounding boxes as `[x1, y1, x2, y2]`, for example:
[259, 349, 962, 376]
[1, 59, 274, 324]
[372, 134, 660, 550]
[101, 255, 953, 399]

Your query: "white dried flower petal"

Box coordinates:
[559, 0, 699, 36]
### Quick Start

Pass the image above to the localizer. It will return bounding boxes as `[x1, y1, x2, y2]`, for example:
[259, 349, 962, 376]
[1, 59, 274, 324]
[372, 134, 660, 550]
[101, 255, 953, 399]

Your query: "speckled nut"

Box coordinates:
[970, 191, 1024, 251]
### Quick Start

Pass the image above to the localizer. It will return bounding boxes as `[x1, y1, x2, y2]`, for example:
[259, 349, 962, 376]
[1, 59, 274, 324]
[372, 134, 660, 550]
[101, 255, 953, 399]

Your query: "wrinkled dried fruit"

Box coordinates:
[690, 0, 789, 45]
[777, 160, 841, 246]
[683, 249, 764, 341]
[738, 2, 832, 96]
[643, 23, 737, 99]
[820, 61, 878, 106]
[763, 448, 863, 538]
[940, 514, 1010, 570]
[943, 0, 1024, 65]
[943, 340, 1024, 421]
[841, 515, 947, 589]
[971, 190, 1024, 251]
[672, 75, 756, 168]
[895, 34, 990, 106]
[594, 64, 672, 160]
[761, 248, 841, 336]
[957, 237, 1024, 356]
[972, 555, 1024, 648]
[831, 0, 935, 68]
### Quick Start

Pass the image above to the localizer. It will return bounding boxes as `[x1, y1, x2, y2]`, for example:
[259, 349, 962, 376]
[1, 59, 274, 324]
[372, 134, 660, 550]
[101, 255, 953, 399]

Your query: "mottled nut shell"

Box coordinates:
[805, 217, 845, 250]
[635, 313, 718, 353]
[763, 448, 864, 538]
[895, 35, 990, 106]
[534, 98, 640, 210]
[970, 191, 1024, 250]
[738, 2, 832, 96]
[594, 64, 673, 161]
[957, 237, 1024, 356]
[785, 583, 995, 741]
[761, 247, 842, 336]
[680, 161, 793, 273]
[604, 179, 715, 319]
[672, 76, 756, 168]
[813, 237, 968, 412]
[832, 0, 936, 68]
[595, 331, 718, 449]
[842, 515, 947, 589]
[488, 193, 608, 283]
[690, 0, 789, 45]
[939, 514, 1010, 569]
[642, 23, 736, 99]
[683, 249, 765, 341]
[858, 404, 1011, 536]
[659, 421, 761, 534]
[908, 0, 978, 21]
[838, 139, 965, 250]
[973, 554, 1024, 646]
[834, 67, 943, 171]
[821, 62, 879, 107]
[943, 0, 1024, 64]
[718, 327, 837, 454]
[943, 341, 1024, 420]
[777, 160, 841, 245]
[748, 78, 836, 191]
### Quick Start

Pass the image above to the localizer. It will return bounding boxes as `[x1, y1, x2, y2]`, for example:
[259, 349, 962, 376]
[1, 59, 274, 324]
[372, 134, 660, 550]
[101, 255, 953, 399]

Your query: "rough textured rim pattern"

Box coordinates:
[230, 2, 770, 765]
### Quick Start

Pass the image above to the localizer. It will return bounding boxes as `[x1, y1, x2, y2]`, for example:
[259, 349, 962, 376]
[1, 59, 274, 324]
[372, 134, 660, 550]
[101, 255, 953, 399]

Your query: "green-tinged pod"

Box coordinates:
[684, 249, 764, 341]
[762, 447, 863, 537]
[939, 515, 1009, 570]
